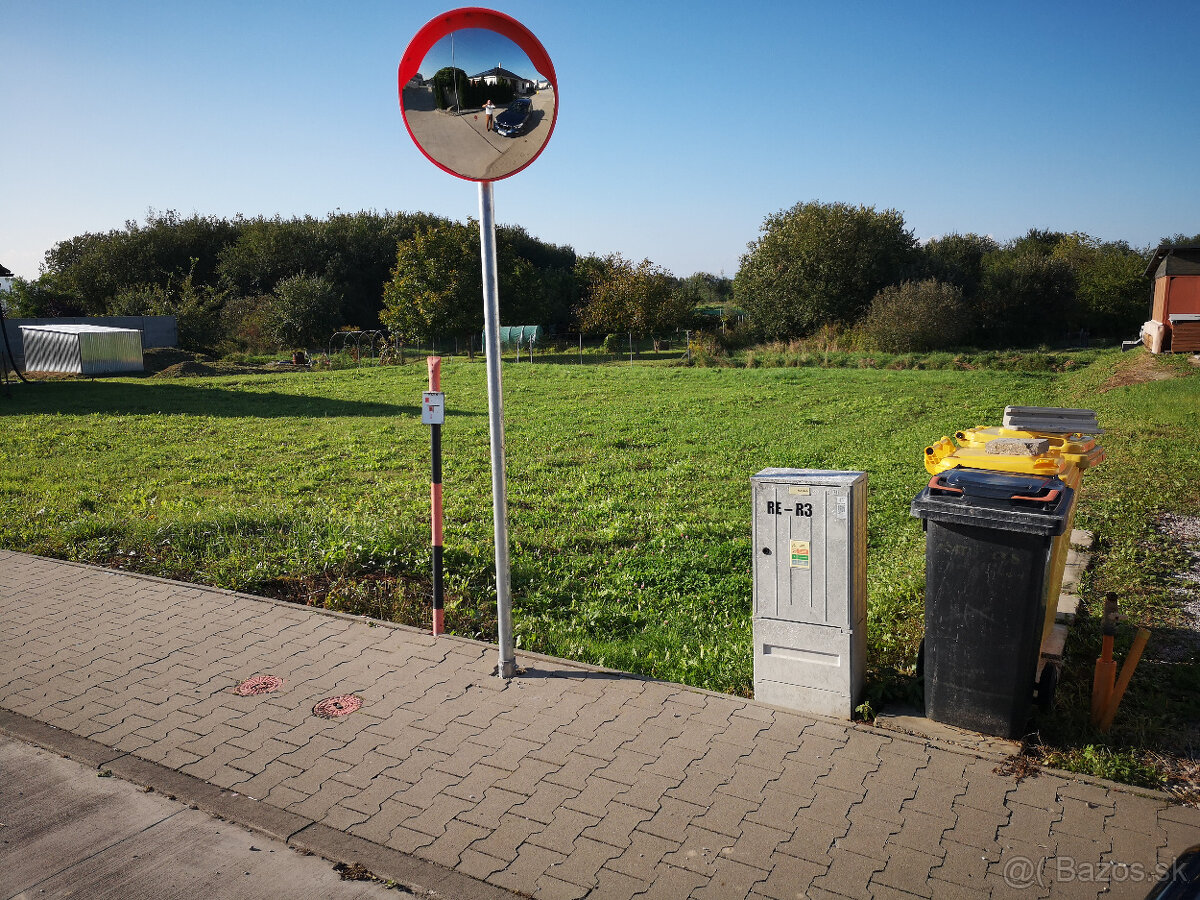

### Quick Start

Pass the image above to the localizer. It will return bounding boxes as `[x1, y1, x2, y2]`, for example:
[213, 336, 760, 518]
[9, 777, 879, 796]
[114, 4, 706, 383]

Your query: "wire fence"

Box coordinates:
[324, 330, 700, 367]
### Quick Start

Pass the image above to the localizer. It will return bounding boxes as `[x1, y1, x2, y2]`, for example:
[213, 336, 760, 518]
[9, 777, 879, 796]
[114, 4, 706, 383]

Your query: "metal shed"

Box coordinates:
[19, 324, 144, 375]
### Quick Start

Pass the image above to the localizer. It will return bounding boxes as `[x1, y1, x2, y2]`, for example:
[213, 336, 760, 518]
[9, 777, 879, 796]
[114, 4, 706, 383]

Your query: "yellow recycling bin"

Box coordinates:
[954, 427, 1105, 474]
[922, 428, 1103, 651]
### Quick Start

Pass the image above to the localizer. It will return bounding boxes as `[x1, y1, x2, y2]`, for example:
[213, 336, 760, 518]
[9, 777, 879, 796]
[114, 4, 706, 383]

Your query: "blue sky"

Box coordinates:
[2, 1, 1196, 281]
[422, 29, 543, 83]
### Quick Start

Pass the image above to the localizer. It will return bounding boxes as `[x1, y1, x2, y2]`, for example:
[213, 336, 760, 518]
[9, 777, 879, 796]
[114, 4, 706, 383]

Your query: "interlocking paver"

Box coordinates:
[457, 847, 509, 881]
[3, 551, 1198, 900]
[721, 820, 792, 872]
[490, 841, 568, 893]
[692, 856, 770, 899]
[641, 862, 709, 899]
[349, 796, 423, 845]
[580, 801, 655, 850]
[691, 790, 760, 838]
[774, 812, 847, 865]
[605, 828, 681, 880]
[1053, 795, 1116, 842]
[944, 803, 1009, 849]
[809, 845, 886, 897]
[660, 823, 733, 875]
[884, 808, 952, 857]
[872, 842, 941, 898]
[468, 811, 546, 864]
[902, 775, 966, 818]
[417, 818, 490, 869]
[637, 795, 708, 841]
[533, 872, 590, 900]
[563, 775, 629, 818]
[510, 781, 580, 825]
[753, 852, 828, 899]
[588, 865, 646, 900]
[796, 784, 860, 828]
[929, 838, 997, 891]
[526, 807, 603, 856]
[997, 799, 1058, 846]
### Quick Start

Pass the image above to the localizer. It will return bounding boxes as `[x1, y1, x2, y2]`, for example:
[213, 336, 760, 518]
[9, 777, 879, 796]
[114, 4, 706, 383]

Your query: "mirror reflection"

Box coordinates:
[401, 28, 556, 181]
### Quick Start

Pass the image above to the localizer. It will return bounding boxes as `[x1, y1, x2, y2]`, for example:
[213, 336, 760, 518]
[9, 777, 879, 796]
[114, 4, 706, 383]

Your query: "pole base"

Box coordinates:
[497, 658, 518, 679]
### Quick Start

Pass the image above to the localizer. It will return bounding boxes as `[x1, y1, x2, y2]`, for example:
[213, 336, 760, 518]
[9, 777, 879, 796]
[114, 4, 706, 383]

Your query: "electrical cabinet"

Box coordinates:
[752, 469, 867, 718]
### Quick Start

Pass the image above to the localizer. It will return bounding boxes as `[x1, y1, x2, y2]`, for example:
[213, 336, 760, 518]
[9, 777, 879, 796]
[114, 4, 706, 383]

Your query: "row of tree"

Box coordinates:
[736, 201, 1197, 350]
[6, 211, 581, 352]
[6, 204, 1191, 355]
[5, 211, 718, 353]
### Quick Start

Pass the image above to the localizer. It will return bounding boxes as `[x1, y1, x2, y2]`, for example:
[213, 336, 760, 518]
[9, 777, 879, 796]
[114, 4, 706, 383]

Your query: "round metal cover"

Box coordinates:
[234, 675, 284, 696]
[313, 695, 362, 718]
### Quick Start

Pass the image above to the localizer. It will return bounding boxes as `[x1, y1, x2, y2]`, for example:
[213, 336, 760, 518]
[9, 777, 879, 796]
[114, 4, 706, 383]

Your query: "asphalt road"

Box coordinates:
[0, 735, 401, 900]
[402, 86, 556, 179]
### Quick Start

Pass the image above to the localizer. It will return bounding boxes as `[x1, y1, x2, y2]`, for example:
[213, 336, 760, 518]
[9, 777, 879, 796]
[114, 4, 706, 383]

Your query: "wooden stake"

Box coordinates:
[1098, 628, 1150, 733]
[1090, 594, 1119, 726]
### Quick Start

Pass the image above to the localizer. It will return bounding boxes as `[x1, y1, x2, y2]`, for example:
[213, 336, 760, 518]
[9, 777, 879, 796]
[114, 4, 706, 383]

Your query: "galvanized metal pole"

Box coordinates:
[478, 181, 517, 678]
[427, 356, 444, 637]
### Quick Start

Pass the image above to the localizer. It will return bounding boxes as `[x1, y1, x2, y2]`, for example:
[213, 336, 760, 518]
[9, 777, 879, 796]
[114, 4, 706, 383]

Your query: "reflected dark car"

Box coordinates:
[494, 98, 532, 137]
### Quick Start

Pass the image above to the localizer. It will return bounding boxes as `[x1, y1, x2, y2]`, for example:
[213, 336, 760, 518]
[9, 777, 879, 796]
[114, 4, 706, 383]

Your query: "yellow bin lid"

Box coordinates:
[924, 438, 1068, 477]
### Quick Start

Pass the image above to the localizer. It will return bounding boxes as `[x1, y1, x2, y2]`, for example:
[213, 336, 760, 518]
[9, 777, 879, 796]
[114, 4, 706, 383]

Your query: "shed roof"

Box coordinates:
[19, 324, 140, 336]
[1144, 244, 1200, 278]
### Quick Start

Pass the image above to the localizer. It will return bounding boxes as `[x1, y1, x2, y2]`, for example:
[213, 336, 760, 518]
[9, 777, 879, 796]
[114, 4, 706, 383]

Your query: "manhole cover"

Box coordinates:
[313, 695, 363, 718]
[234, 675, 284, 696]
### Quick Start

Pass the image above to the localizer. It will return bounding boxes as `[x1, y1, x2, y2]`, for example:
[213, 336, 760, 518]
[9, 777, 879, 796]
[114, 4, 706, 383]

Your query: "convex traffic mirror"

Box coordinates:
[398, 10, 558, 181]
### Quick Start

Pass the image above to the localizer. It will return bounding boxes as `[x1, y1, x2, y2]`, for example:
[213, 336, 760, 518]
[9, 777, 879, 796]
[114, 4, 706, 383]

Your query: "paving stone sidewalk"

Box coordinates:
[1, 550, 1197, 899]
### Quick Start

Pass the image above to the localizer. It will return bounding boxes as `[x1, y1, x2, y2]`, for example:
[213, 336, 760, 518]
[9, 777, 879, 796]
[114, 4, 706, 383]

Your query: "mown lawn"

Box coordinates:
[1, 350, 1196, 789]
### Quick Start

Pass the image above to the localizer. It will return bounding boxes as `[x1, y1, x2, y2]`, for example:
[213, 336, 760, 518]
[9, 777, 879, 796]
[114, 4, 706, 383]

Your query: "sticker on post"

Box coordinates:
[422, 392, 445, 425]
[790, 540, 811, 568]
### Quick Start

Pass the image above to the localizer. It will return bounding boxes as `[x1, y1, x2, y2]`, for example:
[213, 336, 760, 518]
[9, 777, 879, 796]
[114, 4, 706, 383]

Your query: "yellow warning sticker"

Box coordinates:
[790, 540, 811, 568]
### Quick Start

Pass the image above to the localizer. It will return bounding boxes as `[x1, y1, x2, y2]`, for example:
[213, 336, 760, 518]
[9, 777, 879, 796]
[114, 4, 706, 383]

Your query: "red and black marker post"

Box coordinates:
[422, 357, 446, 636]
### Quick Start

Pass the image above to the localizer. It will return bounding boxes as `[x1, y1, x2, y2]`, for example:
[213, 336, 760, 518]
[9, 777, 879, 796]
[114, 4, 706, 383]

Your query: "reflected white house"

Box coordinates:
[470, 66, 535, 94]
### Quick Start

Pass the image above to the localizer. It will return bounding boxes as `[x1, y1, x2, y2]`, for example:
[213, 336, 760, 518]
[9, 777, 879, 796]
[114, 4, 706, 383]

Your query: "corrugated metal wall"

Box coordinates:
[21, 329, 83, 374]
[20, 327, 145, 375]
[2, 316, 175, 370]
[79, 330, 144, 374]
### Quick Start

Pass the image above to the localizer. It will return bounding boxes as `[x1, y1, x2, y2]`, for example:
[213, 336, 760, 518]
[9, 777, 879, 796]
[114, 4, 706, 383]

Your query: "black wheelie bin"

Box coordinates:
[910, 467, 1075, 738]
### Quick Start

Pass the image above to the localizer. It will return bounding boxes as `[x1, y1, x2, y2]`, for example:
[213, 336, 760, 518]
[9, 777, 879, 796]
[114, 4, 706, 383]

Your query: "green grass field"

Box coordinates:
[1, 350, 1196, 790]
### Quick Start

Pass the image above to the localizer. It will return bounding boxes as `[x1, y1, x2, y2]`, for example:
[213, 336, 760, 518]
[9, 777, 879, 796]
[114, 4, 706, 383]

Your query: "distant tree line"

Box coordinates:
[6, 211, 586, 352]
[734, 200, 1196, 351]
[8, 202, 1190, 357]
[6, 211, 721, 354]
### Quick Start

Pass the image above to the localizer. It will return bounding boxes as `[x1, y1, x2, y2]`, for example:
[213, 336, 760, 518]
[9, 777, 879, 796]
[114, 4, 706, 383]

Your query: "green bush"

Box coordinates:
[267, 274, 341, 351]
[601, 333, 625, 354]
[857, 279, 968, 353]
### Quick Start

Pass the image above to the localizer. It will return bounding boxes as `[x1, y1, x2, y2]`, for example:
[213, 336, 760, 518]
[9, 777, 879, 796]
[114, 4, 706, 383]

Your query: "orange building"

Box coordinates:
[1142, 245, 1200, 353]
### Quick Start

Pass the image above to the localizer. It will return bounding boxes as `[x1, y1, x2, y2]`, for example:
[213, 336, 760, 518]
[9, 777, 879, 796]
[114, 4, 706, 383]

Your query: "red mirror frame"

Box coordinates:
[397, 7, 558, 182]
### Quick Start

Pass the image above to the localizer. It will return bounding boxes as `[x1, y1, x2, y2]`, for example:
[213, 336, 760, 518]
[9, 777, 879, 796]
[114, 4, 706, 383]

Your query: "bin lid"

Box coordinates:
[910, 468, 1074, 535]
[925, 439, 1067, 477]
[954, 426, 1097, 455]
